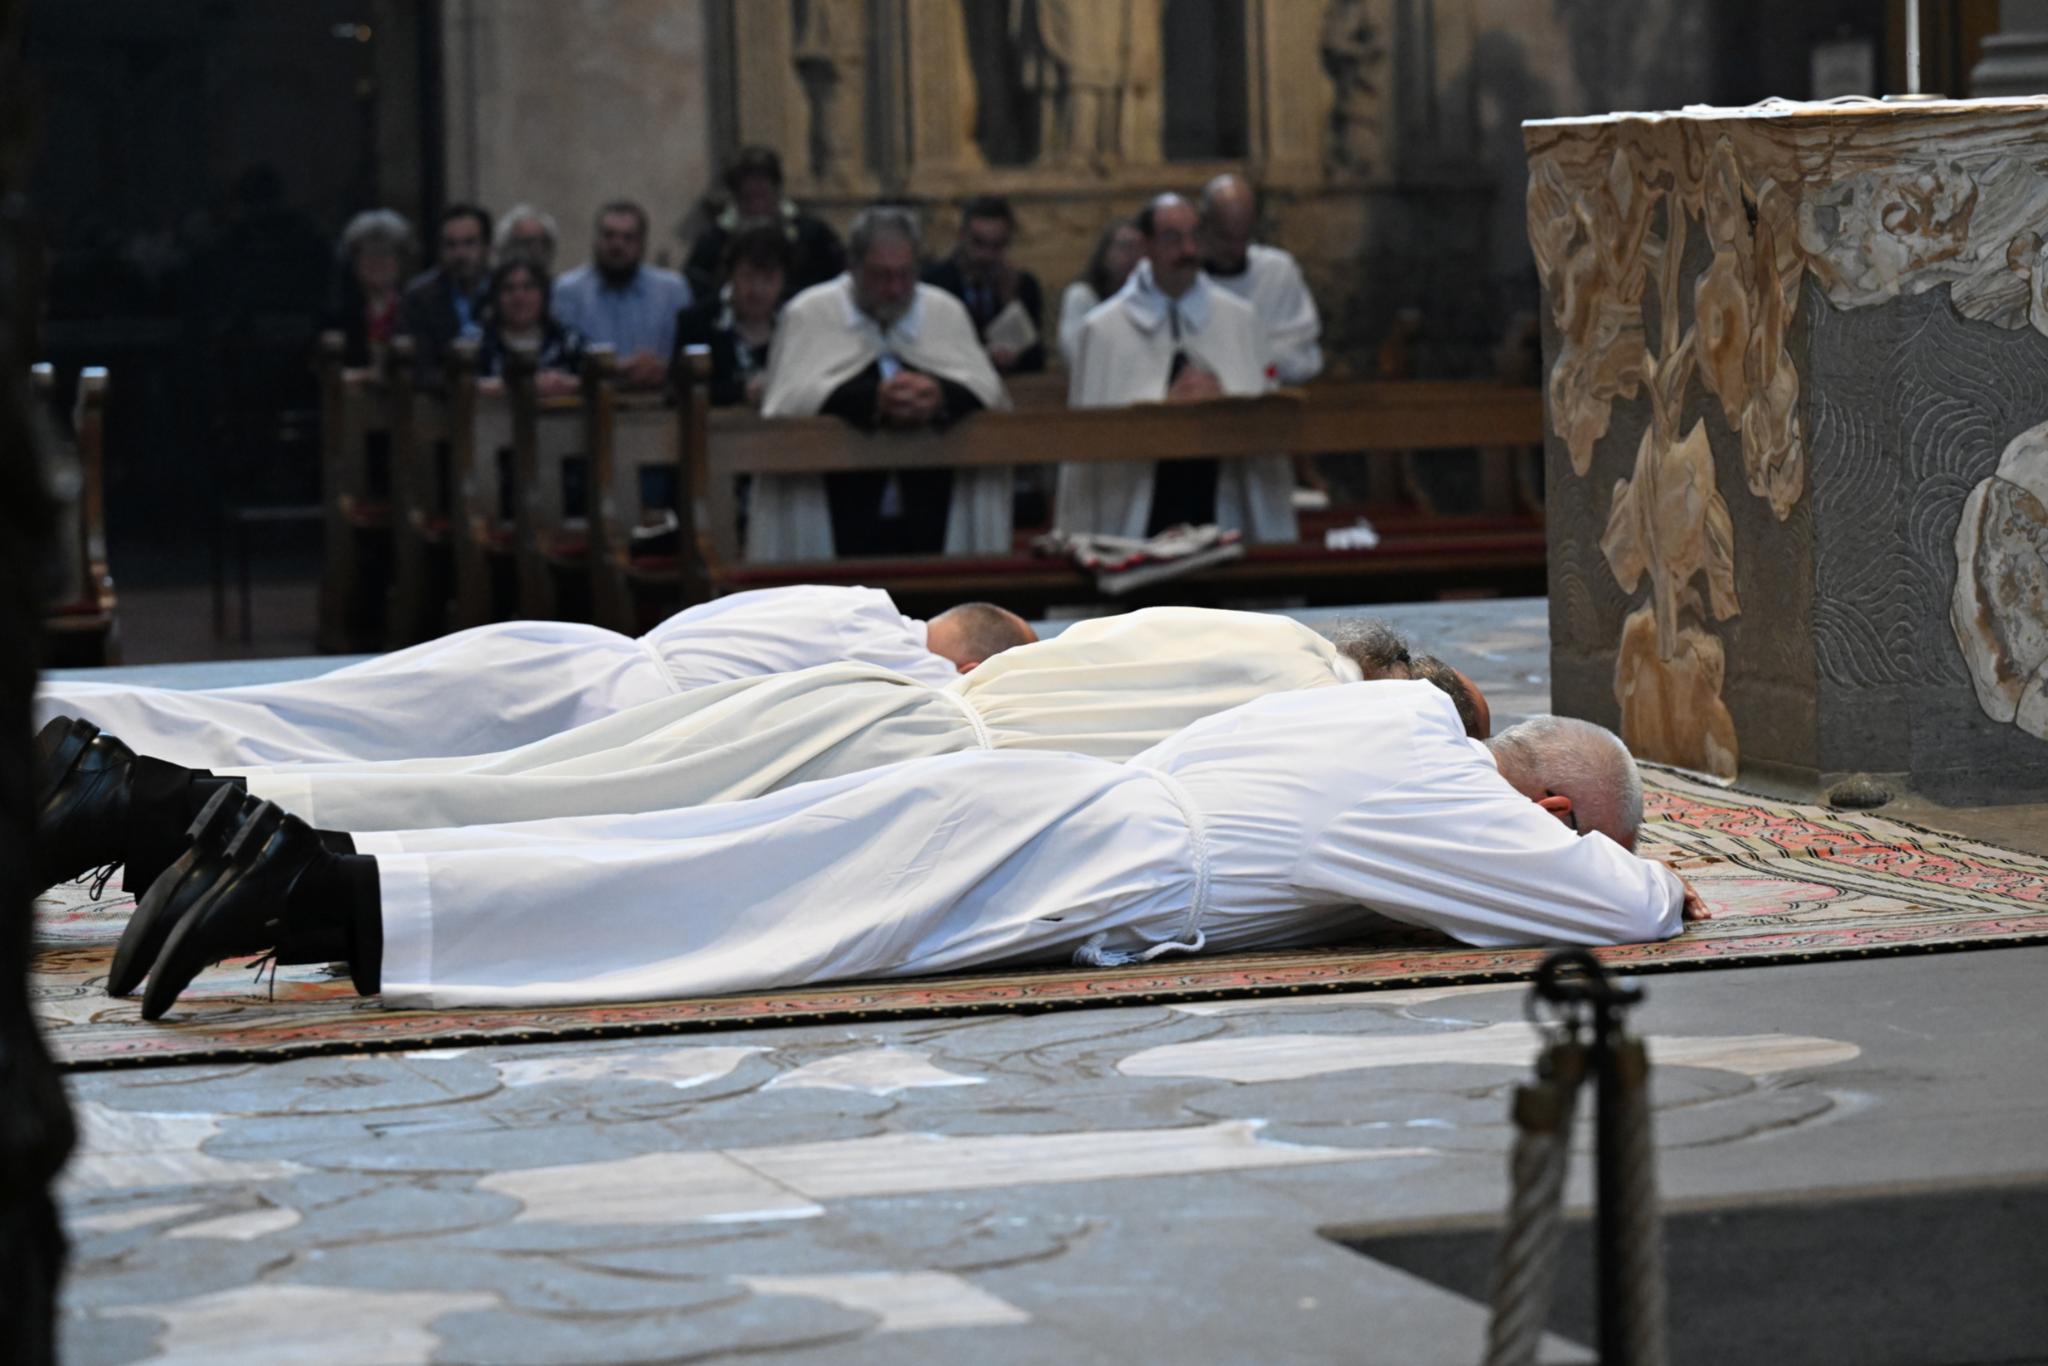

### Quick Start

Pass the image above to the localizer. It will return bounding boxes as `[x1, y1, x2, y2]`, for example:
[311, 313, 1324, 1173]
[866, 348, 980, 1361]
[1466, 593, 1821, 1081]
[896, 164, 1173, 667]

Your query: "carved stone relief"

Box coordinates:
[1013, 0, 1138, 168]
[1320, 0, 1387, 176]
[793, 0, 870, 187]
[1952, 421, 2048, 740]
[1528, 100, 2048, 781]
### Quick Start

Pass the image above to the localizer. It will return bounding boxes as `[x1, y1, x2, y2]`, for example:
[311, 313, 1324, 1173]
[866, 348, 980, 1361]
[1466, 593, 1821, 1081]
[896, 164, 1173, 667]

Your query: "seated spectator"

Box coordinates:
[552, 200, 691, 391]
[672, 222, 789, 408]
[752, 205, 1010, 560]
[493, 204, 559, 274]
[1059, 216, 1143, 367]
[922, 195, 1045, 375]
[685, 145, 846, 299]
[325, 209, 413, 370]
[475, 258, 586, 397]
[1058, 192, 1294, 543]
[402, 203, 491, 381]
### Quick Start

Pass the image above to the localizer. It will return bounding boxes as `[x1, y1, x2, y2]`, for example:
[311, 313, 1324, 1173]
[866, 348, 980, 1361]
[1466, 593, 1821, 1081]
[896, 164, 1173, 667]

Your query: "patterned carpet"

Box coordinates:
[33, 767, 2048, 1070]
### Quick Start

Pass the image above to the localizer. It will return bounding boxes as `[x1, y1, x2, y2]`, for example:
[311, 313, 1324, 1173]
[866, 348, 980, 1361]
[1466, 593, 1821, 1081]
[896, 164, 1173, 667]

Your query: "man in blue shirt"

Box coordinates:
[552, 200, 692, 389]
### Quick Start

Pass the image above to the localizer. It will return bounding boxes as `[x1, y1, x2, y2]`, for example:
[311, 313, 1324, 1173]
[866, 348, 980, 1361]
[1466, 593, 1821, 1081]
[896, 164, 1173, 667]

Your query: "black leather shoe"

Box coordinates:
[141, 801, 343, 1021]
[35, 717, 137, 891]
[107, 786, 261, 998]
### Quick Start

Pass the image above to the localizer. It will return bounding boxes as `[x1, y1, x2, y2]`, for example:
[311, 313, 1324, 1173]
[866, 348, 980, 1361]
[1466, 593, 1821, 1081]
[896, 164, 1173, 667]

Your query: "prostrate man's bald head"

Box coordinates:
[1410, 654, 1491, 739]
[1484, 715, 1645, 850]
[926, 603, 1038, 674]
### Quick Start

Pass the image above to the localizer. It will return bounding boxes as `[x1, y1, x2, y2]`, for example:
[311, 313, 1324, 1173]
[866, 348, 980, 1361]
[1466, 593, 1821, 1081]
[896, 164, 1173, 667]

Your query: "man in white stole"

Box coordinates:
[124, 685, 1696, 1017]
[749, 205, 1012, 561]
[58, 610, 1429, 863]
[36, 588, 1029, 769]
[1057, 193, 1297, 544]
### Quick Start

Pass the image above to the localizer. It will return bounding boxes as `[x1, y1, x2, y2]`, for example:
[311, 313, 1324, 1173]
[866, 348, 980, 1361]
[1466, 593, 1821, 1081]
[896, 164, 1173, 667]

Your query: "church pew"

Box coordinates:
[314, 331, 396, 652]
[674, 371, 1546, 614]
[584, 345, 702, 634]
[34, 363, 120, 665]
[504, 345, 593, 621]
[384, 336, 460, 647]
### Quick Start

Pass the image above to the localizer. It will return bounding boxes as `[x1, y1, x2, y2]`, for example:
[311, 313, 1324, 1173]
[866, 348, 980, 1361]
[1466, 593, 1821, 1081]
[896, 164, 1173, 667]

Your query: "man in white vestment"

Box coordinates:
[751, 205, 1013, 561]
[35, 588, 1029, 769]
[1057, 194, 1297, 544]
[119, 683, 1704, 1019]
[43, 611, 1452, 910]
[1200, 173, 1323, 385]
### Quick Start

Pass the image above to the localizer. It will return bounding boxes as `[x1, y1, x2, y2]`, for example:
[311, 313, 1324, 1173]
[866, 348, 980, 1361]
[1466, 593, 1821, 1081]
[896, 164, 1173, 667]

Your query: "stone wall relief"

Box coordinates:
[1527, 125, 1792, 779]
[793, 0, 871, 187]
[1530, 108, 2048, 777]
[1320, 0, 1387, 177]
[1952, 421, 2048, 741]
[1013, 0, 1137, 169]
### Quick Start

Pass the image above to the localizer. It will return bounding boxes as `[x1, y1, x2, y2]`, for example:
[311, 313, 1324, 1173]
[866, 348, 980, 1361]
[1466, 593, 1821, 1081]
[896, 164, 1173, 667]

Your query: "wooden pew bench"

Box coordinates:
[674, 372, 1546, 616]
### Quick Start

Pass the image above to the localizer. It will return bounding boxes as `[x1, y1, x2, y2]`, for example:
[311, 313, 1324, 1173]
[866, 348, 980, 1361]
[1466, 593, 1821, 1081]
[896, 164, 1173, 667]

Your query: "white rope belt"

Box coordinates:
[640, 638, 689, 697]
[933, 686, 996, 751]
[1074, 766, 1213, 967]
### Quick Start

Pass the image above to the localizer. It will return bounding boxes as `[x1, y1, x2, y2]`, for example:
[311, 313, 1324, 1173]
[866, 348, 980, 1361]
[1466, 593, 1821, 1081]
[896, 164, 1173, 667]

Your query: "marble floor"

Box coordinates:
[44, 598, 2048, 1363]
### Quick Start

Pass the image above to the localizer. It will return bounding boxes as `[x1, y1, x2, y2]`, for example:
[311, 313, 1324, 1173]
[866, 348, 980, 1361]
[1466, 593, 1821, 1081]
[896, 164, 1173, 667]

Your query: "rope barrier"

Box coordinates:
[1483, 949, 1667, 1366]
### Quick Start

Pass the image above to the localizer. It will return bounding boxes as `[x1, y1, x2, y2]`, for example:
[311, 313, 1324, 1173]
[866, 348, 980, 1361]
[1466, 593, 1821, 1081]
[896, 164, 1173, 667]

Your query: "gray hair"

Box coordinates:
[848, 205, 921, 263]
[1487, 715, 1645, 848]
[1325, 617, 1413, 680]
[494, 204, 559, 259]
[338, 208, 412, 263]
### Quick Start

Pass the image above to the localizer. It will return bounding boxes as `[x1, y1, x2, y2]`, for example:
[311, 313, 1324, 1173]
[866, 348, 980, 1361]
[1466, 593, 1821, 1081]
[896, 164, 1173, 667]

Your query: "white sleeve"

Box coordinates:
[1262, 254, 1323, 384]
[833, 591, 956, 686]
[1298, 763, 1684, 948]
[1059, 282, 1096, 368]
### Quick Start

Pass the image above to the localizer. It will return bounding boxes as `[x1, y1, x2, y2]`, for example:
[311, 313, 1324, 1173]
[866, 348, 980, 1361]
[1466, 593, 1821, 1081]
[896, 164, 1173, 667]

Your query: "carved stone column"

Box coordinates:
[1529, 100, 2048, 800]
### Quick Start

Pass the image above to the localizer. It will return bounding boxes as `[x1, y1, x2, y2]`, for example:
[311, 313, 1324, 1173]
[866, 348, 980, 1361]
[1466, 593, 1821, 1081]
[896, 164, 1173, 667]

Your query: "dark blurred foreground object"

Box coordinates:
[2, 0, 79, 1355]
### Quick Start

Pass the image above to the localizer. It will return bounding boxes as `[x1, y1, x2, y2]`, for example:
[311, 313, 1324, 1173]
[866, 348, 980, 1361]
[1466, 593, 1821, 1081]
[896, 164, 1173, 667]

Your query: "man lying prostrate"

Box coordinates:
[115, 682, 1703, 1020]
[35, 586, 1033, 770]
[41, 611, 1471, 936]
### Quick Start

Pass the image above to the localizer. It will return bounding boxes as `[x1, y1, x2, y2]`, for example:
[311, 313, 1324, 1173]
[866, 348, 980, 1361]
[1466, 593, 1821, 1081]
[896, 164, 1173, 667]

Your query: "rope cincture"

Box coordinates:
[1484, 949, 1667, 1366]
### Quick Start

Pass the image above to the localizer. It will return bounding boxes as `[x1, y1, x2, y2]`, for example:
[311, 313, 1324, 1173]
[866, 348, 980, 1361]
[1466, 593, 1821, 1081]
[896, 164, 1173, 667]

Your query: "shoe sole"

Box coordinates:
[106, 786, 253, 999]
[141, 801, 297, 1022]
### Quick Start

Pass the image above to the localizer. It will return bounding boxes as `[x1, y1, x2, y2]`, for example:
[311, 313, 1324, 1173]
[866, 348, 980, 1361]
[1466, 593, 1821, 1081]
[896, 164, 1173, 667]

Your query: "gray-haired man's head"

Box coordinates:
[1485, 715, 1644, 849]
[847, 205, 922, 327]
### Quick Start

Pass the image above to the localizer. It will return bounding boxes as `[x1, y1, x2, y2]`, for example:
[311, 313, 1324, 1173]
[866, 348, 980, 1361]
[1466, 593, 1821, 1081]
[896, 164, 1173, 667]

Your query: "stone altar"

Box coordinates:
[1527, 98, 2048, 801]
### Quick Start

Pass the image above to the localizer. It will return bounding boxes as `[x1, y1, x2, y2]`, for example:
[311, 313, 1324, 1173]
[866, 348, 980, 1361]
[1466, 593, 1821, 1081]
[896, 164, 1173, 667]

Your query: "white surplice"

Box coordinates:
[1056, 279, 1100, 367]
[36, 586, 952, 769]
[358, 683, 1685, 1009]
[748, 276, 1013, 561]
[235, 607, 1362, 832]
[1056, 259, 1297, 543]
[1206, 243, 1324, 385]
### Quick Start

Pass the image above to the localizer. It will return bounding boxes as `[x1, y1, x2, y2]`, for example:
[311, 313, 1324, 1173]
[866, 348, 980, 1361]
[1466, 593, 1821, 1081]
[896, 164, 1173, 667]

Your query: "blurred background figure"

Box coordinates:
[1059, 215, 1143, 366]
[554, 200, 689, 391]
[475, 258, 586, 397]
[324, 209, 412, 372]
[401, 203, 492, 382]
[493, 204, 559, 274]
[673, 221, 789, 409]
[923, 194, 1045, 375]
[684, 146, 845, 300]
